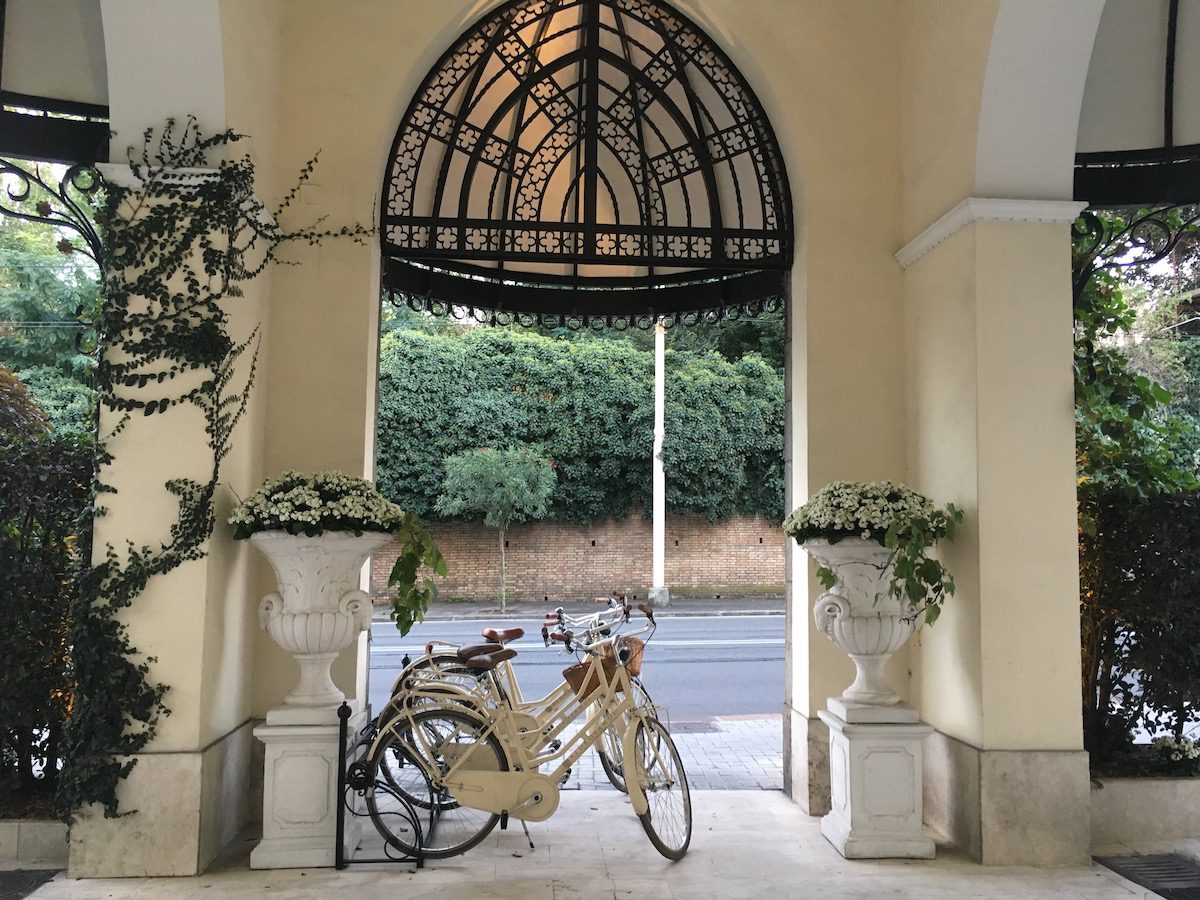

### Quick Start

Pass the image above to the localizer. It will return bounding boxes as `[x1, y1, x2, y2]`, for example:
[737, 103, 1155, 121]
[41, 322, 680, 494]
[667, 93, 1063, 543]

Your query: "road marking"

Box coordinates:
[371, 638, 783, 655]
[370, 613, 783, 631]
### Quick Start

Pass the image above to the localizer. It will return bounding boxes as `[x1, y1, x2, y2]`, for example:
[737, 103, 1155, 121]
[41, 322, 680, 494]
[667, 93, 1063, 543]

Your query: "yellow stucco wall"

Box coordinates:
[899, 0, 1087, 752]
[900, 0, 998, 236]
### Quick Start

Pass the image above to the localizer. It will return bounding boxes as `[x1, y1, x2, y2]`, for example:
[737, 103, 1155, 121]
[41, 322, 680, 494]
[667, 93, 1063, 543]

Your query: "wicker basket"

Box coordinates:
[614, 636, 645, 676]
[562, 637, 645, 701]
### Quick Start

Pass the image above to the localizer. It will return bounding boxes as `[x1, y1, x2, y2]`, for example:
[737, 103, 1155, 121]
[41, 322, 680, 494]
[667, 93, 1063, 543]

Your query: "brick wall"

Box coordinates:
[370, 512, 785, 603]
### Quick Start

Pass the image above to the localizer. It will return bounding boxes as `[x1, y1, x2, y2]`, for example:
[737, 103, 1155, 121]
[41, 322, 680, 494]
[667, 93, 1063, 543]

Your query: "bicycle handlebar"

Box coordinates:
[546, 603, 630, 630]
[568, 619, 654, 655]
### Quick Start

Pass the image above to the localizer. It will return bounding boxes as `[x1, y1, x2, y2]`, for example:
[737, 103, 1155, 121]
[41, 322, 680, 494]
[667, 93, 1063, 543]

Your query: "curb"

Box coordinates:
[372, 606, 784, 623]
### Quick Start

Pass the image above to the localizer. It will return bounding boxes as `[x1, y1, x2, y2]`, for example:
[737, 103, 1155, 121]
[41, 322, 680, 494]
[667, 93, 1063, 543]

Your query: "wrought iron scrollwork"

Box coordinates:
[385, 283, 783, 331]
[1072, 204, 1200, 304]
[380, 0, 792, 322]
[0, 158, 104, 265]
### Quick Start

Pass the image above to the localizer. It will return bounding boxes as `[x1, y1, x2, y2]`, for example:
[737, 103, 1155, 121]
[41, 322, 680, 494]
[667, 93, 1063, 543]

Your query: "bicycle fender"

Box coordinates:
[622, 719, 649, 816]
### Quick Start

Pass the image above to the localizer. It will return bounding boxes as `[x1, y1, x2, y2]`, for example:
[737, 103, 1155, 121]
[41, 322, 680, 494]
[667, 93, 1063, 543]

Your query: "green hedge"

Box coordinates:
[1080, 489, 1200, 768]
[376, 328, 783, 523]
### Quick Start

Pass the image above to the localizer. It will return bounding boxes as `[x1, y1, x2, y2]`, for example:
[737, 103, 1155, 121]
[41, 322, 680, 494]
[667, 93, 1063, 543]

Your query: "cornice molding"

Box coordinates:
[895, 197, 1087, 270]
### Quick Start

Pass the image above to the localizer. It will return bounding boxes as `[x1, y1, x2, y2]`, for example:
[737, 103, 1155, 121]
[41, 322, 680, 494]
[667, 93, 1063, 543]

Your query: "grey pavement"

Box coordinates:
[13, 597, 1177, 897]
[24, 790, 1158, 899]
[558, 714, 783, 792]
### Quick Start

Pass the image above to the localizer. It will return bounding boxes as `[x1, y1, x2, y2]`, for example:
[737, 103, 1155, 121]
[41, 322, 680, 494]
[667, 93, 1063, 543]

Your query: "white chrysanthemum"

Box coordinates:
[228, 470, 409, 538]
[782, 480, 938, 543]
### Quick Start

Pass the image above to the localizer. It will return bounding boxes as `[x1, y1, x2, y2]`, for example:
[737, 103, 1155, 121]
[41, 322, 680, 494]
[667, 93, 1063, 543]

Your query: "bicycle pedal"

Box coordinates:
[547, 739, 562, 752]
[500, 811, 509, 831]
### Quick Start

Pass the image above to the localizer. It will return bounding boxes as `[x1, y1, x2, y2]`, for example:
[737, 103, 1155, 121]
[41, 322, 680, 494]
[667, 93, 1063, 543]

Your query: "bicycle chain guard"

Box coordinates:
[443, 771, 560, 822]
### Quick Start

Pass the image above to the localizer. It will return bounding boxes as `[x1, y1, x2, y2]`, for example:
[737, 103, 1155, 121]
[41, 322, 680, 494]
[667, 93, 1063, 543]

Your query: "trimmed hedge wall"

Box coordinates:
[376, 328, 783, 524]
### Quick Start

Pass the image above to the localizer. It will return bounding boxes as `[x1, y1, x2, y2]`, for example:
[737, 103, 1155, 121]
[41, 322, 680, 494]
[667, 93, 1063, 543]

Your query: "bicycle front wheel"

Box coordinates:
[632, 716, 691, 860]
[596, 676, 653, 793]
[366, 708, 507, 859]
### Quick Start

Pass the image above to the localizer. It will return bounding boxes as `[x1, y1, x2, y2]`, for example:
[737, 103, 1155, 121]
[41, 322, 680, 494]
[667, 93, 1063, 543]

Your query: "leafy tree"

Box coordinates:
[0, 214, 99, 379]
[1081, 490, 1200, 773]
[506, 307, 785, 370]
[435, 447, 556, 610]
[0, 366, 47, 435]
[0, 365, 93, 813]
[1074, 210, 1200, 768]
[17, 366, 96, 436]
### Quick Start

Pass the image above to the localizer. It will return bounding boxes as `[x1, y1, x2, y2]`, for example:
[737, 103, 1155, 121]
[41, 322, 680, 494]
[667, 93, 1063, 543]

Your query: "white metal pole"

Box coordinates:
[650, 317, 670, 607]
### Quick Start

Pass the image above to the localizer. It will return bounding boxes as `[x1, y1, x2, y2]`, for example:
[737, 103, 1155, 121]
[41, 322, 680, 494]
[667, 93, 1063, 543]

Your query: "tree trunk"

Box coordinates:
[498, 524, 507, 613]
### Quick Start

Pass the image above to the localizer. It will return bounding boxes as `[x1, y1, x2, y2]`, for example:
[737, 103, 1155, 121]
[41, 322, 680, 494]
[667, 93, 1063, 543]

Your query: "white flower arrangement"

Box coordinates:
[229, 470, 409, 539]
[230, 470, 448, 636]
[1152, 735, 1200, 768]
[782, 480, 939, 545]
[783, 480, 964, 625]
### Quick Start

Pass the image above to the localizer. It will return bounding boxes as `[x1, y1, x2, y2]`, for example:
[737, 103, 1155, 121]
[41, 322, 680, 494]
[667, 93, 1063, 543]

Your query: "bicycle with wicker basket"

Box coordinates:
[363, 604, 692, 861]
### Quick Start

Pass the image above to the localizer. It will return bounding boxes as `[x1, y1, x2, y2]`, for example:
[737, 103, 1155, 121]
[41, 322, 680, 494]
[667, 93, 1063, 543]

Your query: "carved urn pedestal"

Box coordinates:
[804, 537, 935, 859]
[818, 700, 934, 859]
[248, 530, 390, 869]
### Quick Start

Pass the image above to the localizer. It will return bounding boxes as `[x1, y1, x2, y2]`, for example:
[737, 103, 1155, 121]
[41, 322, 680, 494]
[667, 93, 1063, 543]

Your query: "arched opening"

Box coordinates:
[368, 0, 794, 796]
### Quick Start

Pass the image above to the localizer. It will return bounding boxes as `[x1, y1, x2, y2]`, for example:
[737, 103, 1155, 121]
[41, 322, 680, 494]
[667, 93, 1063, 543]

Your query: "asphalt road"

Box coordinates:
[368, 613, 785, 720]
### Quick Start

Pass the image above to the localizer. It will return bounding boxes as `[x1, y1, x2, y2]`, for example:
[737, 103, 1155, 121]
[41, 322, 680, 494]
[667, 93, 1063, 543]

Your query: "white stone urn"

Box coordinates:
[251, 529, 392, 707]
[804, 537, 917, 706]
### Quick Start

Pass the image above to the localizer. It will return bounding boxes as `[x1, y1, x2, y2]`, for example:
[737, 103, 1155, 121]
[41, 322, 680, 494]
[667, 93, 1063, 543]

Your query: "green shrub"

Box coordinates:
[1081, 489, 1200, 769]
[0, 368, 94, 806]
[17, 367, 96, 437]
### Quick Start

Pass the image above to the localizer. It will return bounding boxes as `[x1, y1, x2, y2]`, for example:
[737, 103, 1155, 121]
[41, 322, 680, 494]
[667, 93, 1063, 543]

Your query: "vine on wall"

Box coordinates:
[5, 119, 367, 820]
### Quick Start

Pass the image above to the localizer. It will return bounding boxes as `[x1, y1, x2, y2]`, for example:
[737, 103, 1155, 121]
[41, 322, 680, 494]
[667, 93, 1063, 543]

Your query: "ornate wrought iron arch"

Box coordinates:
[381, 0, 793, 328]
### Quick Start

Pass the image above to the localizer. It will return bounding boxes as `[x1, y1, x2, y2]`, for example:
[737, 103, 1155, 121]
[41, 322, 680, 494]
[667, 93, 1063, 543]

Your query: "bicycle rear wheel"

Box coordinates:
[632, 716, 691, 860]
[366, 707, 507, 859]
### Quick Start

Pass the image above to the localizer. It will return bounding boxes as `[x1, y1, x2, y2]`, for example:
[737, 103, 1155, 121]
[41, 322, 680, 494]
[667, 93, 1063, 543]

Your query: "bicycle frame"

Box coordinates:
[372, 641, 655, 821]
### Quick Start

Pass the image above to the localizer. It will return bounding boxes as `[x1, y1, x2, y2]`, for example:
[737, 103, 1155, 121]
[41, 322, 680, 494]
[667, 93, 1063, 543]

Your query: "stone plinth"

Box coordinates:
[251, 704, 366, 869]
[818, 702, 934, 859]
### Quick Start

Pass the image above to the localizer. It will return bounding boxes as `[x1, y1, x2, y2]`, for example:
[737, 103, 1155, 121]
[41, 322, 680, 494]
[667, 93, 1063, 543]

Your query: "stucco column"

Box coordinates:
[65, 0, 284, 878]
[900, 199, 1089, 865]
[66, 166, 268, 877]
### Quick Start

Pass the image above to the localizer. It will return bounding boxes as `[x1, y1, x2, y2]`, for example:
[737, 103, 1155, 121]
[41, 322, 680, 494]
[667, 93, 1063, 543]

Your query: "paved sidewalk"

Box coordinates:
[561, 715, 782, 791]
[26, 791, 1150, 899]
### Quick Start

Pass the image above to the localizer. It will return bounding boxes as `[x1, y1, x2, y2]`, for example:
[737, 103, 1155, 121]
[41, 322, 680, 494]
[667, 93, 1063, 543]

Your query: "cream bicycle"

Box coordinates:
[364, 609, 691, 860]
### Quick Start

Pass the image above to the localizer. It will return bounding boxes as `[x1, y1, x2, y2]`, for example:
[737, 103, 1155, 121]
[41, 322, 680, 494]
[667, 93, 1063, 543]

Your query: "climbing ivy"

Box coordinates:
[45, 119, 367, 821]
